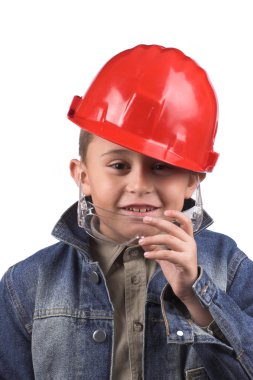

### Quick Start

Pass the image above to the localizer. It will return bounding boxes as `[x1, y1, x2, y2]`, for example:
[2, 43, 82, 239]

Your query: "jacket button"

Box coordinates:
[90, 271, 100, 284]
[93, 329, 106, 343]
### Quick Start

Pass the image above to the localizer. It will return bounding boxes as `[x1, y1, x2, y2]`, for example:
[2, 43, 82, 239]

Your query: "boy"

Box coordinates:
[0, 44, 252, 379]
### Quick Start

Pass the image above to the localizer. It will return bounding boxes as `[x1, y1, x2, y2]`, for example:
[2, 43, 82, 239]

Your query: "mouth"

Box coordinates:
[119, 205, 160, 216]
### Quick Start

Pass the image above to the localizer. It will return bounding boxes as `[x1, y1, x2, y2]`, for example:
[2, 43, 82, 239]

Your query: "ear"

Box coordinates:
[70, 159, 81, 186]
[185, 173, 206, 199]
[69, 159, 91, 195]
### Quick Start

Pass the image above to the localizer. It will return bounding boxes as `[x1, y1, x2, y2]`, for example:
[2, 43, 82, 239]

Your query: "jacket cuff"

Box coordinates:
[192, 266, 229, 344]
[192, 266, 217, 307]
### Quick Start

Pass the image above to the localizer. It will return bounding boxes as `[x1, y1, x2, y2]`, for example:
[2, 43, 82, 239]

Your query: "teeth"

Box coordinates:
[126, 207, 154, 212]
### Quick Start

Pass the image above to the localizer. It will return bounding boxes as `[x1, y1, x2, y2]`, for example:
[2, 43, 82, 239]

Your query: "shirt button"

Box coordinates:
[129, 250, 139, 257]
[92, 329, 106, 342]
[131, 275, 140, 285]
[176, 330, 184, 337]
[90, 271, 100, 284]
[133, 322, 143, 332]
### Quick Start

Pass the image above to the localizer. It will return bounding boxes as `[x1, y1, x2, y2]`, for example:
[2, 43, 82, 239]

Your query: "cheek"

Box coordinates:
[88, 176, 121, 206]
[160, 180, 190, 208]
[90, 175, 114, 194]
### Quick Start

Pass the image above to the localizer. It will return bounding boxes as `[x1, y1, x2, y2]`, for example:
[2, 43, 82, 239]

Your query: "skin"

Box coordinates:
[70, 136, 212, 327]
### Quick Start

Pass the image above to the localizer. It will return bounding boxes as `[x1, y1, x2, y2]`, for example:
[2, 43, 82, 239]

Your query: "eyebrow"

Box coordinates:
[100, 149, 130, 157]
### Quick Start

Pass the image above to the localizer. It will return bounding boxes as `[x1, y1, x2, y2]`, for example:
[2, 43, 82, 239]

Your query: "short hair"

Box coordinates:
[79, 129, 94, 161]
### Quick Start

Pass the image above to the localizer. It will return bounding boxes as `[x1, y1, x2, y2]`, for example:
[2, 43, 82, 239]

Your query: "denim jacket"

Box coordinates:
[0, 202, 253, 380]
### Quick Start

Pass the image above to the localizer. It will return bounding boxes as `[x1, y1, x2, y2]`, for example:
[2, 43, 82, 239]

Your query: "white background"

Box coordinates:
[1, 0, 253, 278]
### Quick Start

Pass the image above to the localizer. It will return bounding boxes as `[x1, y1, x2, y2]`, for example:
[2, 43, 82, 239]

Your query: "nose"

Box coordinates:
[125, 166, 153, 195]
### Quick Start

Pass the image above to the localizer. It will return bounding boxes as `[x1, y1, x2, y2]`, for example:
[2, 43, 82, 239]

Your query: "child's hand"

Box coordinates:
[139, 210, 198, 303]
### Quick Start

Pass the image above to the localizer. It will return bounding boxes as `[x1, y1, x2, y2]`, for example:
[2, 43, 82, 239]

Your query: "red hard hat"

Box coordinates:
[68, 44, 219, 172]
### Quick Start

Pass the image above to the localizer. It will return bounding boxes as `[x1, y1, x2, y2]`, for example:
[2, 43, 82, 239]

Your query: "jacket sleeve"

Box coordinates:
[191, 252, 253, 379]
[160, 248, 253, 379]
[0, 267, 35, 379]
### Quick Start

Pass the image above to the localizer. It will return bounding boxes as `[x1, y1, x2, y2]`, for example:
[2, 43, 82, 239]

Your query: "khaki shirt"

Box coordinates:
[90, 231, 157, 380]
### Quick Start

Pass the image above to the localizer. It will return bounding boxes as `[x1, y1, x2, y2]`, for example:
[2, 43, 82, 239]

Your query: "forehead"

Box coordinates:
[87, 135, 143, 158]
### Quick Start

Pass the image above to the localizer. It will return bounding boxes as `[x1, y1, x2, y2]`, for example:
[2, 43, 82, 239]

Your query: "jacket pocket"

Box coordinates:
[185, 366, 209, 380]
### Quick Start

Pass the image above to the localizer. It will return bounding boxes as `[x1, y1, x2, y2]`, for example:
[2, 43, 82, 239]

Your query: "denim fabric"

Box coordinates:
[0, 202, 253, 379]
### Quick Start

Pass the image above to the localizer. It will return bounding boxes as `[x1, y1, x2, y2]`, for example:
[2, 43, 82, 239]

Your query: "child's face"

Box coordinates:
[71, 136, 202, 242]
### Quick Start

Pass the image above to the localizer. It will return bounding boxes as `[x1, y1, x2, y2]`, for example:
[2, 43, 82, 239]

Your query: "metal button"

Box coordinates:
[93, 329, 106, 342]
[90, 271, 100, 284]
[176, 330, 184, 337]
[131, 275, 140, 285]
[133, 322, 143, 332]
[201, 284, 209, 295]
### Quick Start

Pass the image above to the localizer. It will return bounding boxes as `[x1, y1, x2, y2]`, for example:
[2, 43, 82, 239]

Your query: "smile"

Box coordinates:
[124, 207, 156, 213]
[119, 205, 160, 216]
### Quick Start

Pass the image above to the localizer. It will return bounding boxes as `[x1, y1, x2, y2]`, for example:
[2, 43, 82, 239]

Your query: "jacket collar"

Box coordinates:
[52, 201, 213, 255]
[52, 202, 91, 257]
[195, 209, 213, 235]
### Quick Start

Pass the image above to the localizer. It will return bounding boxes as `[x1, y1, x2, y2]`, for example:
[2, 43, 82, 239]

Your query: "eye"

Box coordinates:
[153, 162, 172, 170]
[153, 162, 167, 170]
[153, 162, 174, 174]
[109, 161, 130, 171]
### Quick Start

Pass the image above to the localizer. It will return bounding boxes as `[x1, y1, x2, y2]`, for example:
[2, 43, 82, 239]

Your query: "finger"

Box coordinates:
[143, 248, 191, 266]
[164, 210, 193, 236]
[139, 234, 188, 252]
[140, 243, 158, 252]
[142, 215, 191, 241]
